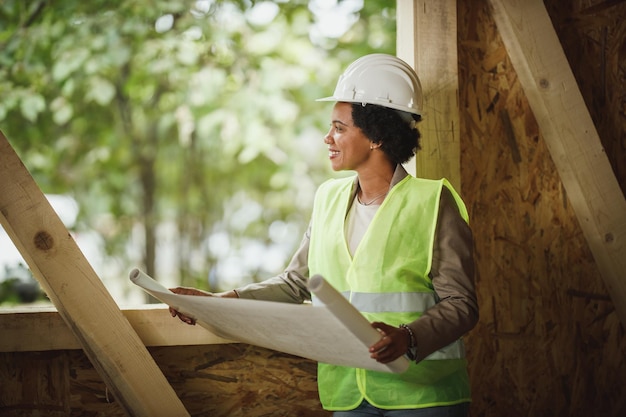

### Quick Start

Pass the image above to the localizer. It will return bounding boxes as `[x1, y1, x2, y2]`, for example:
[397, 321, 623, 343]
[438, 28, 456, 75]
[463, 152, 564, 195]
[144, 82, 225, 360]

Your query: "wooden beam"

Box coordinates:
[488, 0, 626, 325]
[0, 131, 189, 417]
[0, 305, 232, 353]
[397, 0, 461, 192]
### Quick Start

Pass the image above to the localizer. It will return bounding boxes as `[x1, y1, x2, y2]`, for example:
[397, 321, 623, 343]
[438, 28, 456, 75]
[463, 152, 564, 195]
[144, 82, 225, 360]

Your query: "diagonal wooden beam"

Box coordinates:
[0, 131, 189, 417]
[488, 0, 626, 325]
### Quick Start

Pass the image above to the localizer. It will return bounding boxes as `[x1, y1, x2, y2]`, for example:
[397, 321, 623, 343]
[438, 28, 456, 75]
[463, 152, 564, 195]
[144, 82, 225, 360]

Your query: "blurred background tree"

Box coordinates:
[0, 0, 396, 303]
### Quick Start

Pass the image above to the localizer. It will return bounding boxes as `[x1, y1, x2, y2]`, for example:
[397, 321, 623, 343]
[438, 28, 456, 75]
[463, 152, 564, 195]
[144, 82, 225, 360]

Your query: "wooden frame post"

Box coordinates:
[488, 0, 626, 325]
[397, 0, 461, 191]
[0, 131, 189, 417]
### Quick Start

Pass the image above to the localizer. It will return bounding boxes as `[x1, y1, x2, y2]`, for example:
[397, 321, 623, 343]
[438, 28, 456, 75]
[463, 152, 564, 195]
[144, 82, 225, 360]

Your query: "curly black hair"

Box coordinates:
[351, 103, 422, 165]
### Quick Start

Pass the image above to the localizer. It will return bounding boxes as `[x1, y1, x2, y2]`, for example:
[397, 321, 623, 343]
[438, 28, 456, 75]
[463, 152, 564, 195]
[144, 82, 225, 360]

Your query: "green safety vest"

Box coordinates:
[309, 175, 471, 411]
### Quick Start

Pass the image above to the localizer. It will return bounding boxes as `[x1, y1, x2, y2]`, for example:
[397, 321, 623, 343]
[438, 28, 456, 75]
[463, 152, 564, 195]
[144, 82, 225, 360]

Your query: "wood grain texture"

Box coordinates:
[458, 1, 626, 415]
[0, 131, 189, 417]
[397, 0, 461, 190]
[0, 305, 232, 352]
[0, 345, 330, 417]
[487, 0, 626, 326]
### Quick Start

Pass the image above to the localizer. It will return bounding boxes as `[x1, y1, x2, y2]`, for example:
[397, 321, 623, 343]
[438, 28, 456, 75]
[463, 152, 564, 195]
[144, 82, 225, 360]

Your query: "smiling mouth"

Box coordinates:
[329, 149, 339, 158]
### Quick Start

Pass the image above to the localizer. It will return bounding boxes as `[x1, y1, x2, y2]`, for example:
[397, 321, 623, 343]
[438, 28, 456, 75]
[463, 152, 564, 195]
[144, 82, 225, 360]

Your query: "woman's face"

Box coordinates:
[324, 102, 373, 172]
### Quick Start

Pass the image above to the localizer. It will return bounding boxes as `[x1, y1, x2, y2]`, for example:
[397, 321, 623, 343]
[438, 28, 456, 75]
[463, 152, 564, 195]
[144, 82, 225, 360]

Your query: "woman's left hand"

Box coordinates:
[369, 321, 410, 363]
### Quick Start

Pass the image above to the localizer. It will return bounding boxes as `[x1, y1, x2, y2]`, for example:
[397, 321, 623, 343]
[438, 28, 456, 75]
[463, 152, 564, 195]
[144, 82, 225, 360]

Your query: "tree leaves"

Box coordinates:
[0, 0, 396, 297]
[86, 76, 116, 106]
[52, 47, 90, 82]
[19, 91, 46, 122]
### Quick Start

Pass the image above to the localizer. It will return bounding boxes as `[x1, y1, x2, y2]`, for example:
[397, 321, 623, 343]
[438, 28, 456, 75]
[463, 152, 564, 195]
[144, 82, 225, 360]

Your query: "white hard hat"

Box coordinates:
[317, 54, 423, 116]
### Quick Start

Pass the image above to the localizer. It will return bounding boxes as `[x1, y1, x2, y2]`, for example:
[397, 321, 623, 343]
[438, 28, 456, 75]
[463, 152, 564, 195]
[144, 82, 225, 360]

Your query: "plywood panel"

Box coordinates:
[488, 0, 626, 327]
[458, 1, 626, 416]
[544, 0, 626, 196]
[0, 345, 330, 417]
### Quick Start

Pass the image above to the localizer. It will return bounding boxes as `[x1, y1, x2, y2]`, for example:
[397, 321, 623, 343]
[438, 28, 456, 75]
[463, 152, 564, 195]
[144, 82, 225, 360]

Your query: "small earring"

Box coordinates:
[370, 145, 374, 150]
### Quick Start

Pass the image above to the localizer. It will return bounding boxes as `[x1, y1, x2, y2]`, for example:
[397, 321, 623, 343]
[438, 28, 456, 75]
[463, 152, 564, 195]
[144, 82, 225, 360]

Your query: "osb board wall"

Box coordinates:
[458, 1, 626, 416]
[0, 344, 330, 417]
[546, 0, 626, 195]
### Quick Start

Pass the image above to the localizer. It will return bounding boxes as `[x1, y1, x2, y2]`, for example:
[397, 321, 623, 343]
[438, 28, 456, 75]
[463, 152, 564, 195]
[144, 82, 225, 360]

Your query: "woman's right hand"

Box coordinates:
[168, 287, 239, 325]
[168, 287, 212, 325]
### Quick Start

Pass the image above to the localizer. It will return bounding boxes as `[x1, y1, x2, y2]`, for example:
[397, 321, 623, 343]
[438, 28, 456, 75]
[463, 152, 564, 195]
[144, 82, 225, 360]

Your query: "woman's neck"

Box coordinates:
[357, 164, 395, 203]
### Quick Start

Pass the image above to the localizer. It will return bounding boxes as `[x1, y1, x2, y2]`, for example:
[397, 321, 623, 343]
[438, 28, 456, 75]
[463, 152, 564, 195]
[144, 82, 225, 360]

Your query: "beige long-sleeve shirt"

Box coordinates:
[235, 165, 479, 362]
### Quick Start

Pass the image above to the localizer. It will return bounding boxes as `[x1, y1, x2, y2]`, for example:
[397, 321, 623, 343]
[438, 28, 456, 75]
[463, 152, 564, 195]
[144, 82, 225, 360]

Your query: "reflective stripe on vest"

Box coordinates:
[312, 291, 466, 360]
[312, 290, 437, 311]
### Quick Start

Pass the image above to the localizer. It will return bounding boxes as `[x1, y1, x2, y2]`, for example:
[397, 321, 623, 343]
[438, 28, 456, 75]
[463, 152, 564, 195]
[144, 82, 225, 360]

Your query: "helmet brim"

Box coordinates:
[315, 96, 337, 102]
[315, 96, 422, 116]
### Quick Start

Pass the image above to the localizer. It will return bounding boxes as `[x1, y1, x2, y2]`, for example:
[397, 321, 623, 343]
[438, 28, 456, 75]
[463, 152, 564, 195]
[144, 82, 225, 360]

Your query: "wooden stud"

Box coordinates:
[397, 0, 462, 191]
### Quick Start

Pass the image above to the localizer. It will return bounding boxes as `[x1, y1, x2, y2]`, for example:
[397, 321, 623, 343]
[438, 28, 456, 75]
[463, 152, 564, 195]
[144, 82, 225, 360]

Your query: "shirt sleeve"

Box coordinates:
[234, 224, 312, 304]
[407, 187, 479, 362]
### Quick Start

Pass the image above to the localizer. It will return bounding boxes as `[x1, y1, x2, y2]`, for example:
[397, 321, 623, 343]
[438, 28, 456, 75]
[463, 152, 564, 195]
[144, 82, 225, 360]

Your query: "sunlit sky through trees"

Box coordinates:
[0, 0, 396, 305]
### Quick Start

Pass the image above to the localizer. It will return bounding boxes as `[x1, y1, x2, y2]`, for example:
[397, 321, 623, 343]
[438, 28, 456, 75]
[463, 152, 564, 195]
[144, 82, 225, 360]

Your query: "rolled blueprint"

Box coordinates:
[130, 268, 408, 373]
[308, 274, 409, 374]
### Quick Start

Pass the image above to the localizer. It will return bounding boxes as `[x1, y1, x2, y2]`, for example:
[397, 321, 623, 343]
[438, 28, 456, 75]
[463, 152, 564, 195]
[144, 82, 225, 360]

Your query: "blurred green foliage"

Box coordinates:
[0, 0, 395, 301]
[0, 264, 44, 305]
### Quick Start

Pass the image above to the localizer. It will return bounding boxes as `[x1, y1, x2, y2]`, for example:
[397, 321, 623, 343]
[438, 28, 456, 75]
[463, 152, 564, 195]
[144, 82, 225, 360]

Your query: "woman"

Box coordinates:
[171, 54, 479, 417]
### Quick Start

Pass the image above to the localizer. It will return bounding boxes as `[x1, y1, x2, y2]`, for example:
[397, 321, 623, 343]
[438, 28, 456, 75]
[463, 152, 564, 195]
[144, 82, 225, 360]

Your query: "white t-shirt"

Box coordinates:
[345, 197, 380, 256]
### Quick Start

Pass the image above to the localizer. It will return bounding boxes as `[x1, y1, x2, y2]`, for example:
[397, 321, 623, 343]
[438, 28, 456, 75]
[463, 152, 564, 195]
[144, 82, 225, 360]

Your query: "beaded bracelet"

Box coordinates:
[399, 324, 417, 361]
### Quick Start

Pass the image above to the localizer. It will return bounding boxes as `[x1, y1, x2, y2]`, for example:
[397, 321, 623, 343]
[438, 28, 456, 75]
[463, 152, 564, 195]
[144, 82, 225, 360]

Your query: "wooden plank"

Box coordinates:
[397, 0, 461, 191]
[0, 305, 232, 352]
[0, 131, 189, 417]
[487, 0, 626, 325]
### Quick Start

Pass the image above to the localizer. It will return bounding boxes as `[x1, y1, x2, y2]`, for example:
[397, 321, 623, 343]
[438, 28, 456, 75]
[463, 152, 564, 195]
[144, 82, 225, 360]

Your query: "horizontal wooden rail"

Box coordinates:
[0, 304, 232, 353]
